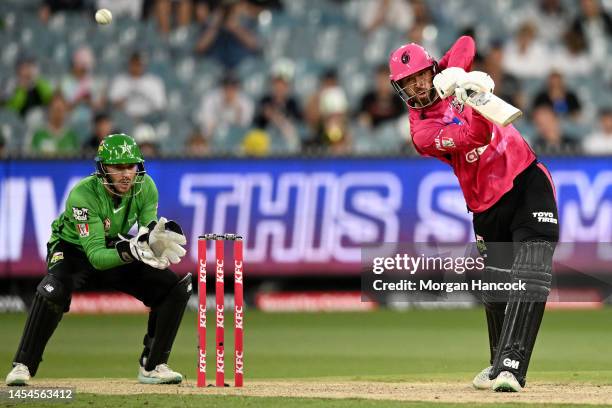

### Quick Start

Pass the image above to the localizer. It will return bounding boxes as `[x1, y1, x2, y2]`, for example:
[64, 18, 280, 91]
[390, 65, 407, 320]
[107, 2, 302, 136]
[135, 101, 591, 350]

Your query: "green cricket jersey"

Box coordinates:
[49, 174, 159, 270]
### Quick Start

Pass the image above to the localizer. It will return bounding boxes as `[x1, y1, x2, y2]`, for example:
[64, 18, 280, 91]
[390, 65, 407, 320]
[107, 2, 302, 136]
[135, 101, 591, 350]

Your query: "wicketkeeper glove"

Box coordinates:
[148, 217, 187, 264]
[115, 226, 170, 270]
[454, 71, 495, 103]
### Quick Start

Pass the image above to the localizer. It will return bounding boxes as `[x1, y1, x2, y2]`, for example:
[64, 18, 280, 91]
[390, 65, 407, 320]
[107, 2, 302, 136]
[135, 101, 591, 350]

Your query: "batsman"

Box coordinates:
[389, 36, 559, 391]
[5, 134, 190, 386]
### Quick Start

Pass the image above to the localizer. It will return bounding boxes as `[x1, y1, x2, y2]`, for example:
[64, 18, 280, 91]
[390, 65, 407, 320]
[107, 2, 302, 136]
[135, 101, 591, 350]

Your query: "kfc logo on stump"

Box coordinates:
[235, 351, 244, 375]
[217, 349, 224, 374]
[216, 259, 224, 283]
[216, 304, 224, 328]
[235, 306, 244, 330]
[199, 259, 206, 283]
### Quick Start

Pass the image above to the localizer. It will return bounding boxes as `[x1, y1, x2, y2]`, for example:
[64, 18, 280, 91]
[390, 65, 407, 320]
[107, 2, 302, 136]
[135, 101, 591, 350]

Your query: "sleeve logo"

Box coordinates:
[77, 223, 90, 237]
[72, 207, 89, 221]
[50, 252, 64, 264]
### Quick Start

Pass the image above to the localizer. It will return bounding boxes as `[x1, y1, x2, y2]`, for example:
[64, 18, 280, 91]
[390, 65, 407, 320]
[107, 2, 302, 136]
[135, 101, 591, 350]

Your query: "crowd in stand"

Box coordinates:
[0, 0, 610, 157]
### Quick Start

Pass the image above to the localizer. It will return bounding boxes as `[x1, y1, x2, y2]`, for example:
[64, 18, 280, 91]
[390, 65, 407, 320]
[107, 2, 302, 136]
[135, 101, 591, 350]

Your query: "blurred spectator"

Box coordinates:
[411, 0, 433, 26]
[583, 108, 612, 154]
[96, 0, 143, 19]
[194, 0, 218, 24]
[155, 0, 192, 35]
[502, 22, 550, 79]
[360, 0, 413, 35]
[510, 0, 569, 44]
[406, 22, 440, 59]
[84, 112, 114, 153]
[480, 40, 524, 110]
[196, 72, 254, 137]
[307, 86, 351, 153]
[531, 106, 579, 153]
[532, 71, 582, 120]
[358, 64, 405, 128]
[305, 69, 340, 134]
[195, 0, 261, 68]
[29, 93, 79, 154]
[185, 129, 210, 156]
[551, 27, 594, 77]
[39, 0, 87, 23]
[253, 59, 301, 151]
[132, 123, 160, 157]
[572, 0, 612, 67]
[3, 55, 53, 117]
[242, 128, 270, 156]
[59, 47, 102, 125]
[109, 52, 167, 119]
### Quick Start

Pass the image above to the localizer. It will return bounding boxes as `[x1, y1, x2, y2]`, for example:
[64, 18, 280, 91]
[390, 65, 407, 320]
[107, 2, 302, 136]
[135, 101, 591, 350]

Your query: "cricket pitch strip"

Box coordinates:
[15, 378, 612, 405]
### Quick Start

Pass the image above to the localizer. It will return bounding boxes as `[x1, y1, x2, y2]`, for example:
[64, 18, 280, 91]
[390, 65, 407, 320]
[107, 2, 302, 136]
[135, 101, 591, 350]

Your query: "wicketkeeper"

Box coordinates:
[389, 36, 559, 391]
[6, 134, 190, 385]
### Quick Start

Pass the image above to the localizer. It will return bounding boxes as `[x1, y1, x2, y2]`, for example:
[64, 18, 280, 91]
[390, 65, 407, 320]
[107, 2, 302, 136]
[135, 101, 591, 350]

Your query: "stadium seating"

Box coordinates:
[0, 0, 609, 157]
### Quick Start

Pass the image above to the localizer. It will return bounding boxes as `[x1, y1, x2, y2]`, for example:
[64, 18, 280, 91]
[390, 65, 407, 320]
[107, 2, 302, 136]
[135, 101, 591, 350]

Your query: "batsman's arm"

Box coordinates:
[411, 112, 493, 157]
[438, 35, 476, 71]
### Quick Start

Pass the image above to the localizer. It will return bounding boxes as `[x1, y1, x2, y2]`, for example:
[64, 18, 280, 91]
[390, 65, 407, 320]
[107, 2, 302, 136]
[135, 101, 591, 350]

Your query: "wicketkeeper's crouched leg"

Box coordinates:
[141, 273, 192, 371]
[13, 274, 72, 376]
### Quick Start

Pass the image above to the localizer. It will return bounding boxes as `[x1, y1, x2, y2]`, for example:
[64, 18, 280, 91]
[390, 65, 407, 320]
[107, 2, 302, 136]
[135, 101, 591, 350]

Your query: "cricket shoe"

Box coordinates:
[138, 364, 183, 384]
[492, 371, 523, 392]
[472, 366, 493, 390]
[5, 363, 30, 386]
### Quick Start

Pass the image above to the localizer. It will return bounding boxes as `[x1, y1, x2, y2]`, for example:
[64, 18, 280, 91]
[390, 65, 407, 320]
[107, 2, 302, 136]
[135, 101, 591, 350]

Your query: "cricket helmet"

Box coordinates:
[388, 43, 439, 109]
[95, 134, 146, 196]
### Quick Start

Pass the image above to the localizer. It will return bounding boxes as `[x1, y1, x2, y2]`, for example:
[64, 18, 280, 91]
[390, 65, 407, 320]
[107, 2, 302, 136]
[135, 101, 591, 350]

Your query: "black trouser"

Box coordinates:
[473, 160, 559, 260]
[472, 160, 559, 382]
[46, 239, 180, 308]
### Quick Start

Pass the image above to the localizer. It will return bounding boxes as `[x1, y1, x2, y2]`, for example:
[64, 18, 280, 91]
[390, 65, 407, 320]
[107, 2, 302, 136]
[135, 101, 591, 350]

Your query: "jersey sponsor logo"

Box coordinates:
[441, 137, 455, 148]
[503, 358, 520, 369]
[104, 218, 111, 231]
[532, 211, 557, 224]
[465, 145, 488, 163]
[50, 251, 64, 264]
[77, 223, 89, 237]
[435, 133, 457, 151]
[434, 129, 446, 151]
[72, 207, 89, 221]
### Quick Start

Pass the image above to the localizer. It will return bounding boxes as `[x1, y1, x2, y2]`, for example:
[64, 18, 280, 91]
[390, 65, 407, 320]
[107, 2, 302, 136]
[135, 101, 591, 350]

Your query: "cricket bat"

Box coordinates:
[435, 81, 522, 127]
[463, 91, 522, 126]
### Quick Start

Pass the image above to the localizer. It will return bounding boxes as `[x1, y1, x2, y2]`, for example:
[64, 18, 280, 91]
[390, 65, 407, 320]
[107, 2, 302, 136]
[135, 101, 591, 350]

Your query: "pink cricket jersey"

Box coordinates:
[408, 36, 535, 213]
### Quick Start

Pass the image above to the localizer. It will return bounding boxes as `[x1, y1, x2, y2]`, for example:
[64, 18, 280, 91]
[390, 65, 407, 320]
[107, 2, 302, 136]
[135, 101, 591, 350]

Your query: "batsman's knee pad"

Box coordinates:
[511, 241, 553, 301]
[143, 273, 192, 370]
[14, 275, 71, 376]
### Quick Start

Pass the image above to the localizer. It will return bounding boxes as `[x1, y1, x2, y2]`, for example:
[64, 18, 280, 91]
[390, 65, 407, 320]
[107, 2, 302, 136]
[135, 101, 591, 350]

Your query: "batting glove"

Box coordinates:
[433, 67, 467, 99]
[454, 71, 495, 103]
